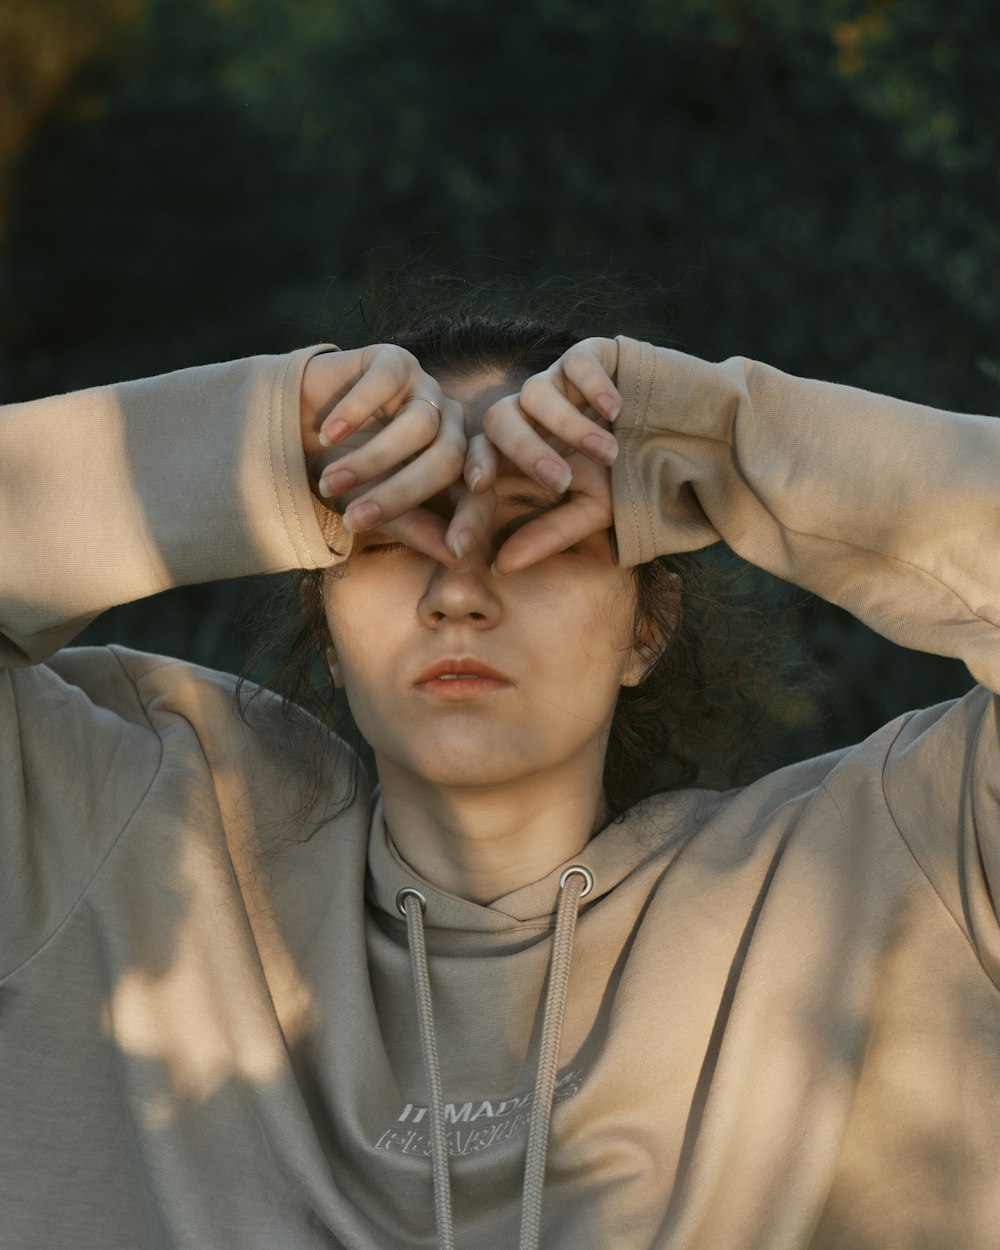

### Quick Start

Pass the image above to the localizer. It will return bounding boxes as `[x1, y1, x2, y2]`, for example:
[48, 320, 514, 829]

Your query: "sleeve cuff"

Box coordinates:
[272, 344, 354, 568]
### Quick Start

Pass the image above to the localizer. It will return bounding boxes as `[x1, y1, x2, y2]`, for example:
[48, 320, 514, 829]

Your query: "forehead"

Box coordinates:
[440, 367, 567, 484]
[439, 368, 522, 427]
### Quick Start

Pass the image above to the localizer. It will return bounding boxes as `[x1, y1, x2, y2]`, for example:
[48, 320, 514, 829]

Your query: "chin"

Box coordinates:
[378, 732, 544, 790]
[420, 763, 534, 789]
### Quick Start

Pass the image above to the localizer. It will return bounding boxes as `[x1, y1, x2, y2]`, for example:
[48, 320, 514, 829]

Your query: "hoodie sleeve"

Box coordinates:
[0, 346, 351, 976]
[610, 336, 1000, 693]
[0, 345, 348, 669]
[610, 335, 1000, 981]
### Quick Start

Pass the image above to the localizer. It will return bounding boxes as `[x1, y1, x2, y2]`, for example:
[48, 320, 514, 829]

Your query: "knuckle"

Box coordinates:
[565, 345, 598, 377]
[519, 374, 548, 406]
[379, 344, 416, 380]
[380, 341, 414, 362]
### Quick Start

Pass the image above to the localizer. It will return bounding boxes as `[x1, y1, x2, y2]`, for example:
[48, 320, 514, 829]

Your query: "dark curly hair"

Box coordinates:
[240, 307, 822, 846]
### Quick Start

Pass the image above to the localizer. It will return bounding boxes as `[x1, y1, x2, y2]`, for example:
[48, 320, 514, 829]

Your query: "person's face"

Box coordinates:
[321, 371, 647, 794]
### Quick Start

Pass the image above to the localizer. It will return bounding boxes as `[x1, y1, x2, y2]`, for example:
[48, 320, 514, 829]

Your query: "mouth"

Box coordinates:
[413, 657, 514, 697]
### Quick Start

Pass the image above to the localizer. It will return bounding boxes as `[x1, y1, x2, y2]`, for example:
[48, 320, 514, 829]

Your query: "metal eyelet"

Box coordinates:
[559, 865, 594, 898]
[396, 887, 427, 918]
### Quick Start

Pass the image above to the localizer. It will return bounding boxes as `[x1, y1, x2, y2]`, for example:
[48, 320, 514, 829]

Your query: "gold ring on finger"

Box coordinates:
[409, 393, 442, 419]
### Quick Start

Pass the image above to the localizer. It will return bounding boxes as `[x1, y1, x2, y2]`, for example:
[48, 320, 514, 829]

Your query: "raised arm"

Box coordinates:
[0, 347, 340, 667]
[610, 336, 1000, 692]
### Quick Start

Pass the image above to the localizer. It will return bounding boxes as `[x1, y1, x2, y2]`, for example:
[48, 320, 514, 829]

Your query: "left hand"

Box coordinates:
[452, 337, 621, 573]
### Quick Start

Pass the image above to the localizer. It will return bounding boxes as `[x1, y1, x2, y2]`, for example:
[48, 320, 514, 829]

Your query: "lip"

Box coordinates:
[413, 657, 514, 686]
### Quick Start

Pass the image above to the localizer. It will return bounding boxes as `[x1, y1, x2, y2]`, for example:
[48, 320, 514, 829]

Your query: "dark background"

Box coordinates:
[3, 0, 996, 771]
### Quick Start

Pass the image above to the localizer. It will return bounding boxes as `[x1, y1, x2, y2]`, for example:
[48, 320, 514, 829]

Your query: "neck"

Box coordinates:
[376, 757, 608, 904]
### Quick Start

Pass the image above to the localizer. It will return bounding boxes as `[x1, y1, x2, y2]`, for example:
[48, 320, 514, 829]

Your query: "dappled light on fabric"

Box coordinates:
[97, 824, 317, 1126]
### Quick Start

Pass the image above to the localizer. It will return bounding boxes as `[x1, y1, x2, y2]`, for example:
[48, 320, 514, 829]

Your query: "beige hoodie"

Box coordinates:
[1, 339, 999, 1250]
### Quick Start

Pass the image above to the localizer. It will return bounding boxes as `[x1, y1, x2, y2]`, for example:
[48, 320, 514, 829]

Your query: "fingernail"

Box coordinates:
[468, 465, 482, 491]
[598, 393, 621, 420]
[343, 500, 381, 532]
[321, 467, 356, 495]
[583, 433, 618, 465]
[318, 418, 349, 448]
[535, 457, 572, 493]
[490, 562, 504, 578]
[452, 528, 476, 562]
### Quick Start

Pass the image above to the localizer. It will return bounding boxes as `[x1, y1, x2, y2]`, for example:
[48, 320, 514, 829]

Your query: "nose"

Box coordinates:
[417, 550, 502, 629]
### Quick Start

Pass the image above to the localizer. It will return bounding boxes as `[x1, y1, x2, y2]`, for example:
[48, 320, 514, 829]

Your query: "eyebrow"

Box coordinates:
[419, 487, 565, 519]
[490, 489, 568, 550]
[500, 489, 566, 511]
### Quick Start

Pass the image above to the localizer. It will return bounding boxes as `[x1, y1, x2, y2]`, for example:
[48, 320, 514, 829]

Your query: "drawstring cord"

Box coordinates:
[399, 886, 455, 1250]
[518, 866, 590, 1249]
[397, 865, 593, 1250]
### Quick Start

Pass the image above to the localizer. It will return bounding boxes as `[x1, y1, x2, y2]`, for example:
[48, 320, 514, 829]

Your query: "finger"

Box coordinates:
[443, 481, 497, 563]
[317, 396, 449, 498]
[464, 431, 498, 494]
[317, 345, 415, 446]
[372, 508, 454, 565]
[491, 494, 613, 575]
[340, 423, 467, 533]
[559, 339, 622, 420]
[482, 396, 574, 493]
[518, 372, 620, 467]
[301, 348, 365, 433]
[492, 455, 612, 574]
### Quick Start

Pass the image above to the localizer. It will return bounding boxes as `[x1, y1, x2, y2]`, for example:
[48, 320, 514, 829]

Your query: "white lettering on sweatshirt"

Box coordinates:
[376, 1068, 587, 1158]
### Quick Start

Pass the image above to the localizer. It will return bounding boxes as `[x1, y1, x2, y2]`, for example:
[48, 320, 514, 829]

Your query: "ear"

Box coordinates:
[621, 634, 659, 688]
[325, 645, 344, 689]
[620, 572, 681, 688]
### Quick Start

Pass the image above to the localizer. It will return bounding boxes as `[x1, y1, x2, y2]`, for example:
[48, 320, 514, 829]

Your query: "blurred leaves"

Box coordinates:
[0, 0, 141, 169]
[2, 0, 992, 763]
[5, 0, 1000, 402]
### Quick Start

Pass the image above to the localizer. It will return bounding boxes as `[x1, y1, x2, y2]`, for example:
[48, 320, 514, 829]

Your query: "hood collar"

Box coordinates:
[365, 788, 705, 933]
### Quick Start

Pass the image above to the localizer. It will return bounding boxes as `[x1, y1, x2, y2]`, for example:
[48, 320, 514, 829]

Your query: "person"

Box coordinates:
[1, 313, 998, 1250]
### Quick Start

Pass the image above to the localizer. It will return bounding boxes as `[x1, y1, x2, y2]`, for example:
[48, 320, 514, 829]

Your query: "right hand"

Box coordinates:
[301, 345, 491, 568]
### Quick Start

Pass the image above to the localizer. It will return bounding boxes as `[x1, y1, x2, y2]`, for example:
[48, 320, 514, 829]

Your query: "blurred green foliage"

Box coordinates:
[3, 0, 995, 771]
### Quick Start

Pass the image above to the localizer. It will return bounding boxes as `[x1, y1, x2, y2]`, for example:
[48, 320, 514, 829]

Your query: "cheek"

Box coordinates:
[572, 580, 638, 680]
[520, 579, 637, 732]
[322, 627, 403, 750]
[322, 582, 391, 697]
